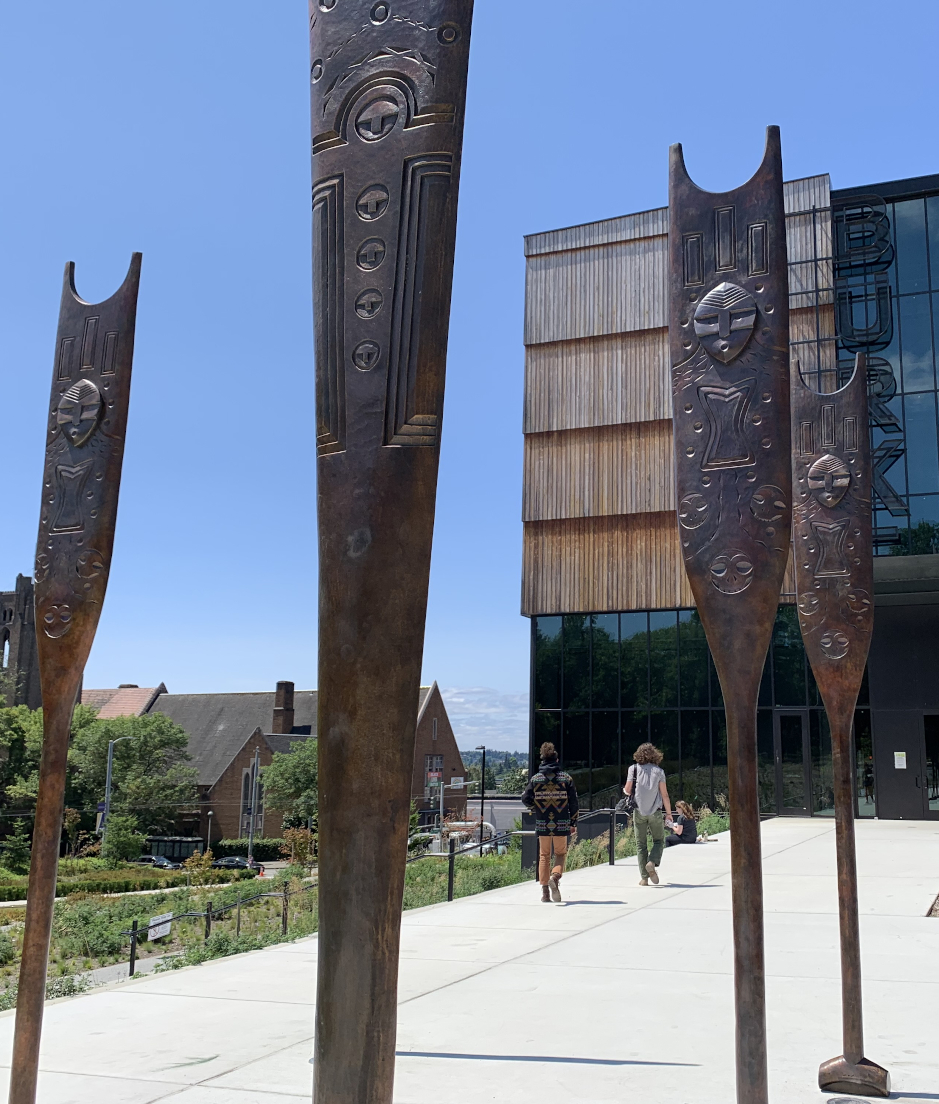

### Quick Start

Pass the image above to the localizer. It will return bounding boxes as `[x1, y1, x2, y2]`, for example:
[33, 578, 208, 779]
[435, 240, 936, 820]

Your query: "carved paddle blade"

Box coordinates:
[10, 253, 141, 1104]
[310, 4, 473, 1104]
[669, 128, 790, 1104]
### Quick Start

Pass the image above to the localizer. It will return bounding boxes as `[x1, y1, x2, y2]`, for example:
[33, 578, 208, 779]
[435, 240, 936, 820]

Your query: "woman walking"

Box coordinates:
[522, 741, 578, 902]
[624, 743, 673, 885]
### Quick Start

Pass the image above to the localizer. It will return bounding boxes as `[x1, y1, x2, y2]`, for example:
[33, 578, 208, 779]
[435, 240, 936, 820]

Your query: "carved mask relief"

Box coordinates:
[807, 452, 851, 508]
[56, 379, 102, 447]
[709, 549, 754, 594]
[693, 282, 757, 364]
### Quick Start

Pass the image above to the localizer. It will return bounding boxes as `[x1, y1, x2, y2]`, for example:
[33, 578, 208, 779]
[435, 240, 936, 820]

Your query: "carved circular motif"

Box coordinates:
[311, 60, 324, 83]
[355, 184, 390, 221]
[709, 550, 754, 595]
[437, 22, 461, 44]
[352, 340, 381, 372]
[678, 493, 710, 530]
[34, 552, 51, 583]
[76, 548, 105, 579]
[798, 592, 819, 617]
[356, 238, 386, 271]
[820, 630, 849, 660]
[41, 603, 72, 639]
[844, 588, 873, 623]
[318, 0, 337, 10]
[355, 98, 400, 142]
[370, 1, 390, 22]
[750, 484, 787, 523]
[354, 289, 383, 319]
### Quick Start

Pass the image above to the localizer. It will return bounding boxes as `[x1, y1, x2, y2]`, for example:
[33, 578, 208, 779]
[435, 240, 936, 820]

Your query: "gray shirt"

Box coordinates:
[628, 763, 665, 816]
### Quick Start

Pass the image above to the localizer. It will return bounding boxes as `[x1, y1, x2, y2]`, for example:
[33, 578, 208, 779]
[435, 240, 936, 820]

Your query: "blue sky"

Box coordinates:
[2, 2, 936, 750]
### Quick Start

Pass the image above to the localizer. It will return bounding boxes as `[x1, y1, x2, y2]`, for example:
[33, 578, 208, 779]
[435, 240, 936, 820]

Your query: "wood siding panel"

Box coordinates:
[524, 329, 670, 433]
[522, 512, 796, 615]
[522, 513, 693, 615]
[523, 422, 674, 521]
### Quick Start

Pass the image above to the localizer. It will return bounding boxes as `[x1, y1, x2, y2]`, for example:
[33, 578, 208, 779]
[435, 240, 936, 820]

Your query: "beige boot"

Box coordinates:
[645, 861, 659, 885]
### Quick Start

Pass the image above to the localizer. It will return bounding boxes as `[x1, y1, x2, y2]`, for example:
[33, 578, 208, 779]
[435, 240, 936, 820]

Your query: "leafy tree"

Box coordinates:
[183, 847, 215, 886]
[68, 712, 198, 834]
[465, 762, 497, 793]
[498, 766, 528, 794]
[100, 814, 146, 863]
[891, 520, 939, 556]
[0, 819, 32, 873]
[0, 704, 98, 814]
[280, 827, 315, 868]
[262, 738, 318, 825]
[63, 807, 82, 856]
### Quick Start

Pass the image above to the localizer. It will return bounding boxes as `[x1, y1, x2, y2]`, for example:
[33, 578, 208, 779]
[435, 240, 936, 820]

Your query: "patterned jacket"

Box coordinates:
[521, 761, 579, 836]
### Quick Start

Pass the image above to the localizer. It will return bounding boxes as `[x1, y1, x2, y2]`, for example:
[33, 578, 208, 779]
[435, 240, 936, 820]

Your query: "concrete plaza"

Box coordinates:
[0, 818, 936, 1103]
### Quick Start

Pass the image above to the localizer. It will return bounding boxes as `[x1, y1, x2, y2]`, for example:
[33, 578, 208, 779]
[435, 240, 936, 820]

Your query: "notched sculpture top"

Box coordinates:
[791, 356, 873, 698]
[309, 0, 472, 459]
[669, 128, 791, 606]
[34, 255, 141, 663]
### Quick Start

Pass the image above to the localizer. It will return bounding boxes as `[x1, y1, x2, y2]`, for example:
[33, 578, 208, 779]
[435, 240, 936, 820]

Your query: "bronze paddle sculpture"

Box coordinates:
[791, 353, 889, 1097]
[308, 3, 472, 1101]
[9, 254, 142, 1104]
[669, 128, 790, 1104]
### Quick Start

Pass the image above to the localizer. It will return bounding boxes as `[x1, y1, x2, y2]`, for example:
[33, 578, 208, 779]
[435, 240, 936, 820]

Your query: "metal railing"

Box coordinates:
[406, 829, 519, 901]
[120, 879, 318, 977]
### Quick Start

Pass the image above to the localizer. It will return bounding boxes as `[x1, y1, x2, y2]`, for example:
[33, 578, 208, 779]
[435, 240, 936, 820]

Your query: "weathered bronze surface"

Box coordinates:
[791, 354, 889, 1098]
[308, 4, 472, 1102]
[10, 254, 142, 1104]
[669, 128, 790, 1104]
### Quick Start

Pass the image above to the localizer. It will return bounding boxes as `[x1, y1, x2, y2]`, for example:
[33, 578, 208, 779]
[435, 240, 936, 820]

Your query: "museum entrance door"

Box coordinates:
[773, 710, 811, 816]
[923, 715, 939, 820]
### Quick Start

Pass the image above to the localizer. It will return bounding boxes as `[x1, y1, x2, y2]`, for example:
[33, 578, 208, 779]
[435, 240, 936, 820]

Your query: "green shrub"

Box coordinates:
[0, 933, 15, 966]
[100, 816, 147, 863]
[212, 838, 286, 862]
[0, 822, 32, 875]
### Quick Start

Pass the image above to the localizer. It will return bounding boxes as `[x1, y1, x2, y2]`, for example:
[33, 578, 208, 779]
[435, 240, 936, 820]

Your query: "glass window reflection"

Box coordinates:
[591, 614, 619, 708]
[562, 615, 591, 710]
[649, 611, 678, 707]
[899, 295, 935, 392]
[679, 611, 709, 706]
[534, 616, 562, 709]
[620, 613, 648, 709]
[903, 392, 939, 494]
[773, 607, 807, 706]
[895, 199, 929, 293]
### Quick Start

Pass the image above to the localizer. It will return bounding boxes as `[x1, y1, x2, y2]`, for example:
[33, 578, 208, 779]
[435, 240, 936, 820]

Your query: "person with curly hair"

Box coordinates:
[522, 741, 579, 903]
[624, 742, 673, 885]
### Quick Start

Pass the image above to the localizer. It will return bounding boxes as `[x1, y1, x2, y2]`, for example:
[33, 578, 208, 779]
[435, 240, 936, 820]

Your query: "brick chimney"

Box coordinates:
[272, 680, 295, 734]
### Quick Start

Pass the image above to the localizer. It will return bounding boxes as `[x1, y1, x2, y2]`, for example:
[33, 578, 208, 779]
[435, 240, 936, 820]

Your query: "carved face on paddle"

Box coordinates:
[693, 282, 757, 364]
[56, 379, 102, 447]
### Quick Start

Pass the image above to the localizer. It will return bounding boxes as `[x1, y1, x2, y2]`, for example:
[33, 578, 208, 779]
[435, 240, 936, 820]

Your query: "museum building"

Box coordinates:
[522, 171, 939, 822]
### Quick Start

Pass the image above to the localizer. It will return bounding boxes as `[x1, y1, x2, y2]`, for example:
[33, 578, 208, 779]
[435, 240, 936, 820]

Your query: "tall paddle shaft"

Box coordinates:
[790, 353, 889, 1097]
[669, 128, 791, 1104]
[308, 4, 472, 1102]
[9, 255, 141, 1104]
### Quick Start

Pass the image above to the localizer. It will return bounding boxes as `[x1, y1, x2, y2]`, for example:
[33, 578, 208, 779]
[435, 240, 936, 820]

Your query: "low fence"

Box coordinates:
[406, 830, 517, 902]
[121, 880, 317, 977]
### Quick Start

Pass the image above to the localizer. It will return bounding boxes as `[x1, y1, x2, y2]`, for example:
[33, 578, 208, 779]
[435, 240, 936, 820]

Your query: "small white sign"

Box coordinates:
[149, 912, 173, 941]
[450, 777, 464, 787]
[894, 752, 907, 770]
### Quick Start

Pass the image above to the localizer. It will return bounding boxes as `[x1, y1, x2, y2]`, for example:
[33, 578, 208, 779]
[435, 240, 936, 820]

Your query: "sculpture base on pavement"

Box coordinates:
[818, 1055, 890, 1097]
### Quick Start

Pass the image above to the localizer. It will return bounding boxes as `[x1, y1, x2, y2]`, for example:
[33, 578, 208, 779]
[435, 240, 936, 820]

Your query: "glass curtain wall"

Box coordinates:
[532, 607, 872, 814]
[832, 187, 939, 552]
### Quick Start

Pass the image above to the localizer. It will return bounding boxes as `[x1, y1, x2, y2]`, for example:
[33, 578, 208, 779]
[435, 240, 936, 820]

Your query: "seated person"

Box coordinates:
[664, 800, 698, 846]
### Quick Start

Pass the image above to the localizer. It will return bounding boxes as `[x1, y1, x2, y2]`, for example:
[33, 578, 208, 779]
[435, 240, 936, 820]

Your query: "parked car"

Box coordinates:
[211, 856, 264, 875]
[133, 855, 182, 870]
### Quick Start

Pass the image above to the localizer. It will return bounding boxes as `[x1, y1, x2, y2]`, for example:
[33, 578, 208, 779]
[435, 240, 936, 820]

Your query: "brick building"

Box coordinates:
[81, 679, 463, 841]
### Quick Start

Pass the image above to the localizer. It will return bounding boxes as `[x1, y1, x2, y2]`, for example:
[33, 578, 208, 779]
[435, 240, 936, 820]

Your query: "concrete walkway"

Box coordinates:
[0, 818, 936, 1103]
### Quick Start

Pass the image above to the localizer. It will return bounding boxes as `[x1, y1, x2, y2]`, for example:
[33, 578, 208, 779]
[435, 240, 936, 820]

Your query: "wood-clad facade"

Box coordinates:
[522, 176, 831, 616]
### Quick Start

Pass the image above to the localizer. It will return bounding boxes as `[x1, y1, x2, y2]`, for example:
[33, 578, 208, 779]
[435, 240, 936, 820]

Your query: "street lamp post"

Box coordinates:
[475, 745, 486, 856]
[206, 810, 213, 854]
[102, 735, 138, 849]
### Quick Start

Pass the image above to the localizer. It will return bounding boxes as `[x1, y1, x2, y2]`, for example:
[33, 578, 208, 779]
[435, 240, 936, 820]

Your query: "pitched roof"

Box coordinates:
[82, 684, 166, 719]
[146, 690, 318, 788]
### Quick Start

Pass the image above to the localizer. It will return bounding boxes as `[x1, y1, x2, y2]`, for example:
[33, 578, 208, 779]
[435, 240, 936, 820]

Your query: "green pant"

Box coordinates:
[633, 809, 665, 876]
